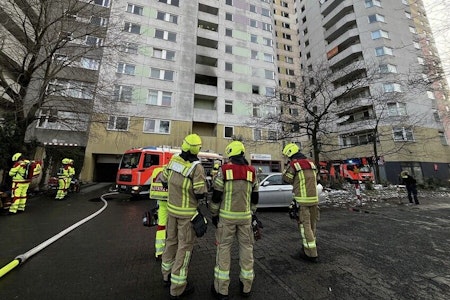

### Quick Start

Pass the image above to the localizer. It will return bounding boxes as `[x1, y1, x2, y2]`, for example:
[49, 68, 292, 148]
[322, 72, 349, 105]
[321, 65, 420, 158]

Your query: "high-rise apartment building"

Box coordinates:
[295, 0, 450, 183]
[81, 0, 288, 181]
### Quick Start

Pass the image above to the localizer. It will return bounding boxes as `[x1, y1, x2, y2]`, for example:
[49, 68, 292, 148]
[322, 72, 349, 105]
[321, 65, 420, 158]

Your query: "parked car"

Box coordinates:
[257, 172, 326, 208]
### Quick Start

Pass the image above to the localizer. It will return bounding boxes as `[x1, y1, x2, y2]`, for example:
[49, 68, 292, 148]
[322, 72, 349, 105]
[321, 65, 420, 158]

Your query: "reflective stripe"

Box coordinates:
[295, 196, 318, 204]
[240, 268, 254, 280]
[246, 171, 253, 182]
[155, 229, 166, 256]
[300, 225, 317, 249]
[219, 209, 251, 220]
[171, 250, 191, 285]
[167, 202, 197, 216]
[214, 266, 230, 280]
[161, 261, 173, 272]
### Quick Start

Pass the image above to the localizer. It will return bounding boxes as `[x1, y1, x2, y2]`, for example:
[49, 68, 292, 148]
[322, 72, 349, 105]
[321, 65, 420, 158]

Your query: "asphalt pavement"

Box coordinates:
[0, 183, 449, 300]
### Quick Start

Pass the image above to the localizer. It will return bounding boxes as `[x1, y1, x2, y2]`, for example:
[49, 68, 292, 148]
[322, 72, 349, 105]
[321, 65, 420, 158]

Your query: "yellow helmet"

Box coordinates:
[282, 143, 300, 158]
[62, 158, 71, 164]
[12, 152, 22, 161]
[225, 141, 245, 158]
[181, 134, 202, 155]
[401, 170, 409, 178]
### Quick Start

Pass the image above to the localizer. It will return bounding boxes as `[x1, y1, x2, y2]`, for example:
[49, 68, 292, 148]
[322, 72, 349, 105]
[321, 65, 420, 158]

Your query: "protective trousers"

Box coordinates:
[9, 181, 30, 213]
[155, 200, 168, 258]
[298, 205, 319, 257]
[214, 221, 255, 296]
[56, 177, 69, 200]
[161, 215, 195, 297]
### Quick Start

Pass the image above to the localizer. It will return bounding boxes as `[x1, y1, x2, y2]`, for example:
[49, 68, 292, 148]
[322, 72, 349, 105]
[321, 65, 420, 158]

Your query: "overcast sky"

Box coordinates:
[423, 0, 450, 86]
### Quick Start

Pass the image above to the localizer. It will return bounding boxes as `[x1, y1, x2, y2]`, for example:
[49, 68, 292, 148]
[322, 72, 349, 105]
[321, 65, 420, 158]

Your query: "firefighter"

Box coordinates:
[149, 166, 169, 260]
[8, 153, 31, 214]
[66, 158, 76, 195]
[160, 133, 207, 299]
[210, 141, 259, 299]
[55, 158, 71, 200]
[400, 171, 419, 205]
[282, 143, 319, 263]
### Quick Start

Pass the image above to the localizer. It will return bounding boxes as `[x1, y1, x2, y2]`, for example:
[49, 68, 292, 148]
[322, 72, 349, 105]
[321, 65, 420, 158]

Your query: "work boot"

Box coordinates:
[239, 281, 252, 298]
[292, 250, 319, 263]
[211, 283, 229, 300]
[170, 282, 194, 299]
[163, 274, 171, 287]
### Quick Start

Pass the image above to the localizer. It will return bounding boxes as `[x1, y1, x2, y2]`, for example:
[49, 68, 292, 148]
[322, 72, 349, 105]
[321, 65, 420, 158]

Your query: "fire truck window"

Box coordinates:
[144, 154, 160, 168]
[347, 165, 354, 171]
[121, 153, 140, 169]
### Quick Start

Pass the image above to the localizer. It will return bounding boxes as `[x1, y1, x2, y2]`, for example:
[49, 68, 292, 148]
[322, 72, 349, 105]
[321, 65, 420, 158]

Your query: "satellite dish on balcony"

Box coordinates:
[336, 115, 350, 124]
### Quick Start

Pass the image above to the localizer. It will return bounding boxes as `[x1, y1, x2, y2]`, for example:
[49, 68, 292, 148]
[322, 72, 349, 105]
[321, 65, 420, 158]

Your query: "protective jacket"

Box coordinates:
[9, 160, 31, 182]
[150, 167, 169, 201]
[160, 154, 207, 218]
[283, 158, 318, 205]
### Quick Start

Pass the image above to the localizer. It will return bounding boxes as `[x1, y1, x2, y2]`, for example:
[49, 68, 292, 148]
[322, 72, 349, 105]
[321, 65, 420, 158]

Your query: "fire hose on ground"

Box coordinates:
[0, 192, 118, 278]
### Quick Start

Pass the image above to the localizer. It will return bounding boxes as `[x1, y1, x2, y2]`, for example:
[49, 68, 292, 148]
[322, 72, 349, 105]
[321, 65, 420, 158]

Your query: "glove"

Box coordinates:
[288, 199, 299, 221]
[212, 216, 219, 228]
[252, 214, 263, 241]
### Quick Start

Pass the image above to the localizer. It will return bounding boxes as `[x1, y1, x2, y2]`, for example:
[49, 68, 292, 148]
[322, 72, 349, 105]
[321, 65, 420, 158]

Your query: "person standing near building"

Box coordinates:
[160, 133, 207, 299]
[66, 158, 76, 195]
[282, 143, 319, 263]
[210, 141, 259, 299]
[400, 171, 419, 205]
[55, 158, 71, 200]
[149, 166, 169, 260]
[8, 153, 31, 214]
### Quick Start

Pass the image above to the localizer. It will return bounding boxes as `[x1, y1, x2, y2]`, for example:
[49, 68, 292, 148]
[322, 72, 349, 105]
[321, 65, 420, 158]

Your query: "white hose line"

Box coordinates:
[0, 192, 117, 278]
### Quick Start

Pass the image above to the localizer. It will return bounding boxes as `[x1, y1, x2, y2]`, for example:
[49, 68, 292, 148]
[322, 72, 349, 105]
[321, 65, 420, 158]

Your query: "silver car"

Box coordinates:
[257, 172, 326, 208]
[257, 173, 293, 208]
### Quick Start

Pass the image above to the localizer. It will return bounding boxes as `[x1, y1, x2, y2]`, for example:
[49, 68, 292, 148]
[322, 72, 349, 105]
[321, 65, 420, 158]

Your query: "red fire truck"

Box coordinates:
[115, 146, 223, 198]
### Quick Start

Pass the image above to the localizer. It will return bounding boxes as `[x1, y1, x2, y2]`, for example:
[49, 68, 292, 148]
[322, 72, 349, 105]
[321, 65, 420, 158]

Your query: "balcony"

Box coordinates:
[321, 0, 353, 20]
[327, 28, 360, 53]
[325, 17, 357, 45]
[329, 44, 362, 68]
[194, 83, 217, 97]
[193, 108, 218, 124]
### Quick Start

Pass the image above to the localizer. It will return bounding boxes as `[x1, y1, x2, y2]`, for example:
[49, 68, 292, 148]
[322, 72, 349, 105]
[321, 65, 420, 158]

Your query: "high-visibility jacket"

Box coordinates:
[57, 165, 70, 179]
[149, 167, 168, 201]
[282, 158, 318, 205]
[9, 160, 31, 182]
[212, 164, 258, 221]
[160, 155, 207, 218]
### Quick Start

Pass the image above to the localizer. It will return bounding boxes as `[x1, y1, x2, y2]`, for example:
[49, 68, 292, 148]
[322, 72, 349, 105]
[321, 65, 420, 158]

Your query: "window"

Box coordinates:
[409, 26, 416, 34]
[286, 69, 294, 75]
[225, 100, 233, 113]
[147, 89, 172, 106]
[121, 42, 138, 54]
[90, 16, 108, 27]
[254, 129, 261, 141]
[282, 22, 290, 29]
[285, 56, 294, 64]
[371, 30, 389, 39]
[264, 53, 273, 62]
[341, 131, 374, 147]
[117, 62, 136, 75]
[107, 116, 129, 131]
[262, 23, 272, 31]
[417, 57, 424, 65]
[283, 44, 292, 51]
[282, 33, 291, 39]
[253, 104, 261, 117]
[158, 0, 179, 6]
[265, 70, 274, 79]
[401, 0, 409, 5]
[439, 131, 448, 145]
[36, 109, 89, 131]
[127, 4, 143, 15]
[290, 108, 299, 116]
[383, 83, 401, 93]
[375, 46, 393, 56]
[225, 81, 233, 90]
[85, 36, 103, 46]
[427, 91, 435, 99]
[414, 42, 420, 49]
[379, 64, 397, 73]
[155, 29, 177, 42]
[251, 34, 257, 43]
[114, 85, 133, 102]
[405, 12, 411, 19]
[153, 48, 175, 61]
[226, 28, 233, 37]
[305, 39, 309, 47]
[263, 38, 272, 46]
[225, 62, 232, 71]
[368, 14, 385, 23]
[94, 0, 110, 7]
[250, 5, 256, 13]
[124, 22, 141, 34]
[250, 19, 257, 27]
[226, 0, 232, 5]
[79, 57, 100, 70]
[157, 11, 178, 24]
[266, 87, 275, 97]
[252, 85, 259, 94]
[143, 119, 170, 134]
[47, 80, 95, 99]
[261, 8, 271, 17]
[150, 68, 174, 81]
[224, 126, 234, 138]
[281, 11, 289, 18]
[226, 13, 233, 21]
[393, 127, 414, 141]
[225, 45, 232, 54]
[387, 102, 407, 116]
[365, 0, 381, 8]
